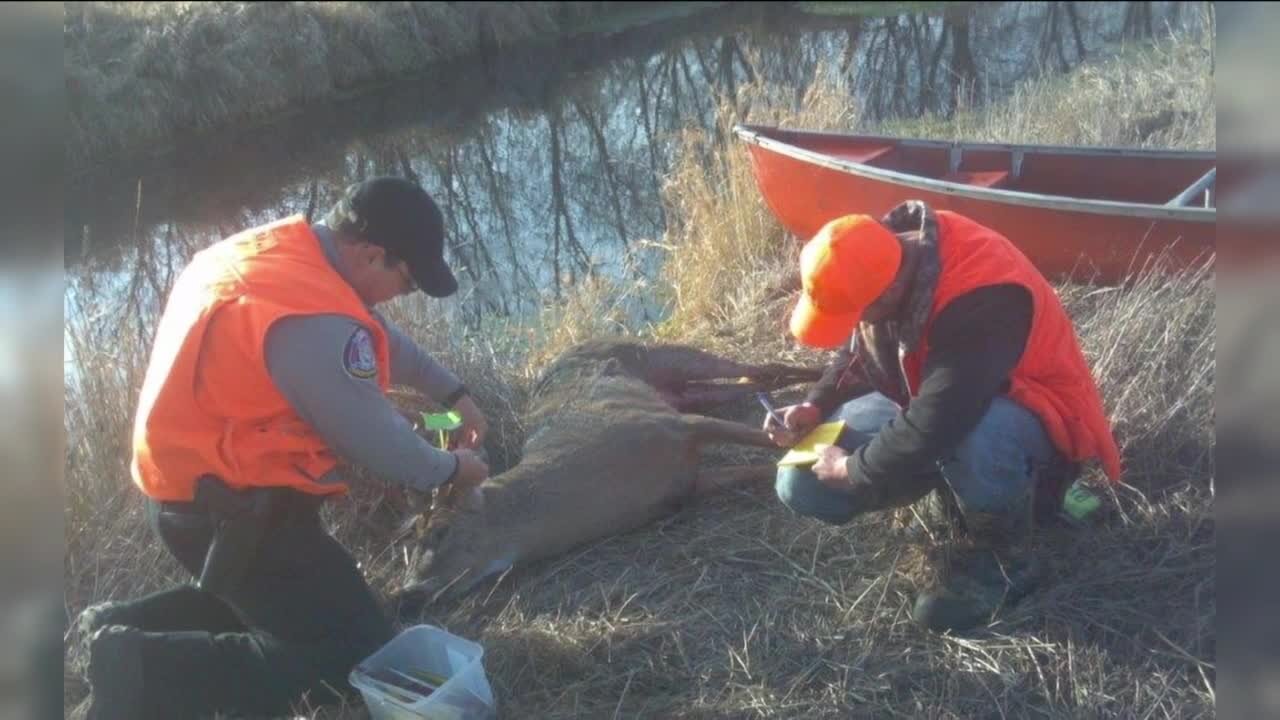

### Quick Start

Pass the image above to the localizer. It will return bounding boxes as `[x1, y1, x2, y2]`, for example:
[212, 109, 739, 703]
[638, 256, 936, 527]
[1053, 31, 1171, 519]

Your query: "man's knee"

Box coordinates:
[943, 398, 1056, 514]
[775, 468, 857, 525]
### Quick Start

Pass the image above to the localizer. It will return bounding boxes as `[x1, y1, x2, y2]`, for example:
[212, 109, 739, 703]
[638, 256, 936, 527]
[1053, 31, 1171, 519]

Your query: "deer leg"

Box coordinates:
[682, 414, 781, 448]
[749, 363, 826, 386]
[671, 373, 824, 413]
[641, 346, 772, 384]
[642, 346, 821, 386]
[671, 384, 764, 412]
[693, 464, 777, 495]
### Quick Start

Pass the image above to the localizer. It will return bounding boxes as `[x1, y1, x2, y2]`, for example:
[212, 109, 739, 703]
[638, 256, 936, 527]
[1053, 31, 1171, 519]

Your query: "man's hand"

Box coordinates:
[764, 402, 822, 447]
[452, 395, 489, 450]
[449, 448, 489, 493]
[812, 444, 852, 490]
[432, 448, 489, 512]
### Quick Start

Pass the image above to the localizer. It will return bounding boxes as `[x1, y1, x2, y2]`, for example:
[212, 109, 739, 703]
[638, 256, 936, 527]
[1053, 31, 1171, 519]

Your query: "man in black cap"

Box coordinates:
[73, 177, 490, 719]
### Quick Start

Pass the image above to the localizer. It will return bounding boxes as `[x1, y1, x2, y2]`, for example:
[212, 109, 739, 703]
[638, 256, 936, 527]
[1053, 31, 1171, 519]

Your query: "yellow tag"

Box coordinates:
[777, 421, 846, 467]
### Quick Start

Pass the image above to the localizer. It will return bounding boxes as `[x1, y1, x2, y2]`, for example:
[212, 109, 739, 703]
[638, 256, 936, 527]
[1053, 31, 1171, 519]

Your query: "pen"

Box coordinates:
[755, 392, 787, 428]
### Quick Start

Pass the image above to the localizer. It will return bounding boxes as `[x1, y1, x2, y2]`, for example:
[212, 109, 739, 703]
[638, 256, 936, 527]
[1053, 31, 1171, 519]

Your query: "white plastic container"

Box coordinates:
[350, 625, 497, 720]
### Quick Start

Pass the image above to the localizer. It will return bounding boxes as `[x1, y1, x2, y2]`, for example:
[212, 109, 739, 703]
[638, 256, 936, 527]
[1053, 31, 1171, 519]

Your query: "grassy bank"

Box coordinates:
[875, 28, 1216, 150]
[65, 1, 731, 176]
[64, 25, 1214, 720]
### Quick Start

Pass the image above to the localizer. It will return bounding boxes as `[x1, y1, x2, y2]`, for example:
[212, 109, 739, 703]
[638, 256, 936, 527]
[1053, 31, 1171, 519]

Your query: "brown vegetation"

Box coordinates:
[65, 1, 686, 175]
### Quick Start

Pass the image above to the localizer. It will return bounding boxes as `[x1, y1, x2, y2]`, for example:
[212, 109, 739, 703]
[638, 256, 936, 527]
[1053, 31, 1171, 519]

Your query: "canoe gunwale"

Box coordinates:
[732, 124, 1216, 224]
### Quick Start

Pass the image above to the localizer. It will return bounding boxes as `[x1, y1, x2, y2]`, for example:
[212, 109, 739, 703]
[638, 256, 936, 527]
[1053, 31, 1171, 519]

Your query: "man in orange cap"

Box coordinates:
[766, 200, 1121, 634]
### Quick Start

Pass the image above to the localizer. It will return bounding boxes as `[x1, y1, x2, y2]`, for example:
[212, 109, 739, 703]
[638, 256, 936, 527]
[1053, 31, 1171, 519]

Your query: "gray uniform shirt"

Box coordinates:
[262, 224, 461, 491]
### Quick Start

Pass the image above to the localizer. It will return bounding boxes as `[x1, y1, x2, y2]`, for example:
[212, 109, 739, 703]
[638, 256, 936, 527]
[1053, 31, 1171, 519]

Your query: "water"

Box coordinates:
[63, 2, 1203, 368]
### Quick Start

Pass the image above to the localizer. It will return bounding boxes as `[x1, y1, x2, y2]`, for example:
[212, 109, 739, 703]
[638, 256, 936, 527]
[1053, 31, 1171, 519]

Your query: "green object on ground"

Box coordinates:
[422, 411, 463, 449]
[422, 411, 463, 431]
[1061, 480, 1101, 522]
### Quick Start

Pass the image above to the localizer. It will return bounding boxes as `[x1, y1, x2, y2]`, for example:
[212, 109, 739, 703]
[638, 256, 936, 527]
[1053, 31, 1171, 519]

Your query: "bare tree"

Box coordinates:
[574, 98, 630, 250]
[1039, 2, 1071, 74]
[429, 146, 496, 322]
[947, 5, 980, 113]
[633, 58, 668, 229]
[1123, 1, 1154, 39]
[1066, 2, 1087, 63]
[839, 18, 866, 76]
[449, 146, 509, 317]
[304, 180, 318, 223]
[923, 15, 951, 115]
[476, 132, 539, 309]
[547, 109, 591, 298]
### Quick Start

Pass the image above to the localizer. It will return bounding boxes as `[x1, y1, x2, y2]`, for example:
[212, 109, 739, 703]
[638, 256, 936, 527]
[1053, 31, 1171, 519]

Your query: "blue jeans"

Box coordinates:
[775, 392, 1060, 525]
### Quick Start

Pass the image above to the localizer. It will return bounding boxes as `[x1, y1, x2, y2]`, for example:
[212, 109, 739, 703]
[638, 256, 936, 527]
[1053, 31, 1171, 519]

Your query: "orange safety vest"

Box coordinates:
[130, 215, 391, 501]
[902, 211, 1123, 482]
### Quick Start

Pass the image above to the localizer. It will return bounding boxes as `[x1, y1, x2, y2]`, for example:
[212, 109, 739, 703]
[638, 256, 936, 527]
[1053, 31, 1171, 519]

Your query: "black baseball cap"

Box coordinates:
[329, 176, 458, 298]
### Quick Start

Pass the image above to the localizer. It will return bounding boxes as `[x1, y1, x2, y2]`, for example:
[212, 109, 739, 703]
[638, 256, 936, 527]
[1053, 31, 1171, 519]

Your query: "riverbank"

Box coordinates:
[65, 1, 974, 180]
[65, 1, 733, 176]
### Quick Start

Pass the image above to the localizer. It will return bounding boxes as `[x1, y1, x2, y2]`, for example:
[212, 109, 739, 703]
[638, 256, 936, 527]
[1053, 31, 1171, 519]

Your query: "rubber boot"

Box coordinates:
[911, 490, 1042, 634]
[85, 625, 145, 720]
[72, 601, 128, 676]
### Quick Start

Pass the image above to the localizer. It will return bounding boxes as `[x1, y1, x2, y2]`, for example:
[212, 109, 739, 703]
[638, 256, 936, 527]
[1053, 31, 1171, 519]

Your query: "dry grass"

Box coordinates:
[64, 27, 1214, 720]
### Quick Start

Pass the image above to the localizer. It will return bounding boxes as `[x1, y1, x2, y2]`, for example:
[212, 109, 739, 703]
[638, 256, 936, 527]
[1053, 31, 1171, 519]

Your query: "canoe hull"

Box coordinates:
[736, 126, 1215, 285]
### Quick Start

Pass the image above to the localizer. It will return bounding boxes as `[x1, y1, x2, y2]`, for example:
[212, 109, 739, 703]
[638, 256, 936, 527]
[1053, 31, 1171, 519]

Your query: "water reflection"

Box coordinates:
[64, 2, 1204, 341]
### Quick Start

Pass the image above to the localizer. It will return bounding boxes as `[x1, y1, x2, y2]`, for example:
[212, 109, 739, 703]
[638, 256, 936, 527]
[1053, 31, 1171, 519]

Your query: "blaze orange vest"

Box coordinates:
[902, 211, 1123, 482]
[130, 215, 391, 502]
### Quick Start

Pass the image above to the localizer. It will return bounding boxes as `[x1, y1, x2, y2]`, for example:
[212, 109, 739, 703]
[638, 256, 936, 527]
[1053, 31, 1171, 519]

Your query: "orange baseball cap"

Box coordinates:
[789, 215, 902, 348]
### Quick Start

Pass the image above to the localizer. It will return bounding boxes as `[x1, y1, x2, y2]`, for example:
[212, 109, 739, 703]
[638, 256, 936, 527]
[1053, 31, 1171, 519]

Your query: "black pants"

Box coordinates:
[103, 492, 394, 718]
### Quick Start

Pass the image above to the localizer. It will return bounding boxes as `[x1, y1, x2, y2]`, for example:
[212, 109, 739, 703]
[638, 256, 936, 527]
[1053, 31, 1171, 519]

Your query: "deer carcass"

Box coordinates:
[399, 339, 821, 602]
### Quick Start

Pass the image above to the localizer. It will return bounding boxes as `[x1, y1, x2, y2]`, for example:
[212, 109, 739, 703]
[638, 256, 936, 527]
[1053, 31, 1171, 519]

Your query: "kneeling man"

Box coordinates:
[768, 201, 1121, 633]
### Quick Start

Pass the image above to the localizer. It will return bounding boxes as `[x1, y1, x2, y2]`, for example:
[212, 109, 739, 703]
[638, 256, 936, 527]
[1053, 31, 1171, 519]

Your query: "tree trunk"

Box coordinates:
[634, 58, 668, 230]
[450, 148, 506, 316]
[718, 37, 737, 108]
[304, 180, 318, 224]
[547, 110, 590, 284]
[677, 51, 710, 130]
[947, 6, 979, 113]
[1066, 2, 1086, 63]
[886, 17, 909, 118]
[435, 149, 487, 298]
[925, 20, 950, 116]
[1206, 1, 1214, 74]
[477, 134, 538, 308]
[839, 19, 865, 76]
[575, 99, 630, 250]
[1124, 1, 1153, 39]
[667, 52, 683, 135]
[731, 39, 757, 86]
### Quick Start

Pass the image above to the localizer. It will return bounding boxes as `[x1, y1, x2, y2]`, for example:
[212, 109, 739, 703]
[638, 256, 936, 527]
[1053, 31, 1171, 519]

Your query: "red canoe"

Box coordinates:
[732, 124, 1216, 285]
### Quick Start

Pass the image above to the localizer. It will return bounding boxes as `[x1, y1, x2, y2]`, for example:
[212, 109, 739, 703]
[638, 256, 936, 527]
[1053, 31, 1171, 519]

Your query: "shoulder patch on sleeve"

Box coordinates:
[343, 327, 379, 380]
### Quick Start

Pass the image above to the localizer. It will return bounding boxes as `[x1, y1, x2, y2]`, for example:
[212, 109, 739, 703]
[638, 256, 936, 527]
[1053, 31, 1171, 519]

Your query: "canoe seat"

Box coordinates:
[835, 145, 895, 165]
[941, 170, 1010, 188]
